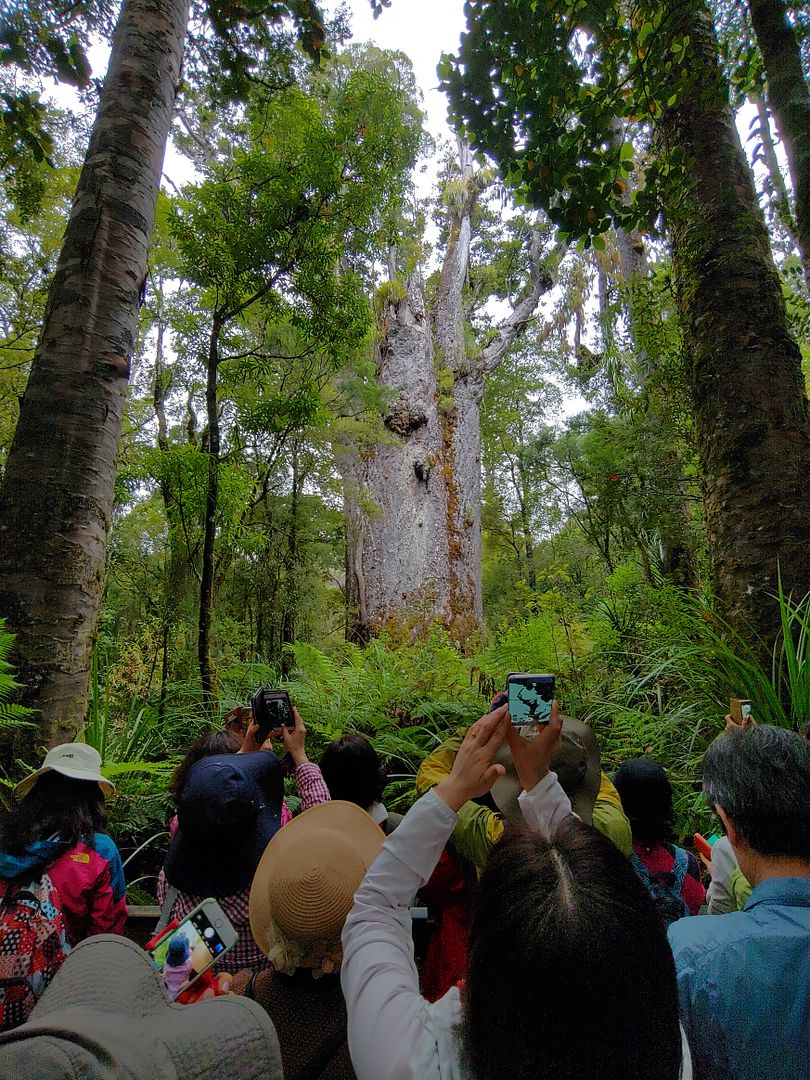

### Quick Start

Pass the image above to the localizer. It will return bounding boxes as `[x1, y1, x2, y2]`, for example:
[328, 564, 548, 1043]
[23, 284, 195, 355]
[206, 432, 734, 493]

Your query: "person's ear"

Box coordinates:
[715, 805, 739, 847]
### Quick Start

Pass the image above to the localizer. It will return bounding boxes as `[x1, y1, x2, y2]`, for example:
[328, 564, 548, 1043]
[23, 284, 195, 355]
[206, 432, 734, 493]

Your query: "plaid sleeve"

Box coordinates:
[295, 762, 331, 810]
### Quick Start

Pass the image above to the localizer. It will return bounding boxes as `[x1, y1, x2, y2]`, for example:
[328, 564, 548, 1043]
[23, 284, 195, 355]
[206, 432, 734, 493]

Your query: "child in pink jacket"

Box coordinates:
[0, 744, 127, 944]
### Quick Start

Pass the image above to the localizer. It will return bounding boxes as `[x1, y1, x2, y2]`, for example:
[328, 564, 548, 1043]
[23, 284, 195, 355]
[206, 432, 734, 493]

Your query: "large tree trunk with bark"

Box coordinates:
[344, 276, 452, 640]
[748, 0, 810, 289]
[0, 0, 189, 757]
[344, 145, 552, 643]
[655, 0, 810, 657]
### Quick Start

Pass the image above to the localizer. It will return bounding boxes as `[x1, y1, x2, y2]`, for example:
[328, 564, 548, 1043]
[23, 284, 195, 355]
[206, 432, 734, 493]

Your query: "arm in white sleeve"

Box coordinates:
[341, 787, 459, 1080]
[706, 836, 738, 914]
[518, 771, 576, 838]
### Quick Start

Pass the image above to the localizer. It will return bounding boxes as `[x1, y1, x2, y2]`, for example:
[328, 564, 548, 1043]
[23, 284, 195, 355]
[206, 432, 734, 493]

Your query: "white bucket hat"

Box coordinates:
[14, 743, 115, 800]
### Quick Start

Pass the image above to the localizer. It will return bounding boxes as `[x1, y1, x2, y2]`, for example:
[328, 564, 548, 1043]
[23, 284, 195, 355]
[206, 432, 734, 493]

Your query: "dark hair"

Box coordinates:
[461, 817, 682, 1080]
[613, 758, 675, 844]
[702, 725, 810, 860]
[2, 772, 108, 854]
[170, 730, 242, 797]
[319, 735, 386, 810]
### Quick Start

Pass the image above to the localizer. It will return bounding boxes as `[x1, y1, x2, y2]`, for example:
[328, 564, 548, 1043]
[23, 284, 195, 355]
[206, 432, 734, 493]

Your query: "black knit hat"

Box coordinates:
[613, 758, 674, 842]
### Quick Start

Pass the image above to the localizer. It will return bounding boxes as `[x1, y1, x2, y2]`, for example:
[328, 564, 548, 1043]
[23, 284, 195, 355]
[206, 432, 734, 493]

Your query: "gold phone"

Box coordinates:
[729, 698, 752, 725]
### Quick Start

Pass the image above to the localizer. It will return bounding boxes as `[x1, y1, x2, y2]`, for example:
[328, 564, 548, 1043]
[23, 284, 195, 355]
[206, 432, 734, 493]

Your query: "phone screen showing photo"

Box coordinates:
[149, 908, 229, 1001]
[508, 675, 554, 724]
[264, 692, 292, 728]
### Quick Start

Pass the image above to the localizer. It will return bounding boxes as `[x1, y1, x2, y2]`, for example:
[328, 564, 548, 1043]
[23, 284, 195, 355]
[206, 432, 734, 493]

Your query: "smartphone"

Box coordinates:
[148, 898, 238, 1001]
[507, 673, 555, 726]
[729, 698, 752, 725]
[693, 833, 719, 862]
[251, 687, 294, 742]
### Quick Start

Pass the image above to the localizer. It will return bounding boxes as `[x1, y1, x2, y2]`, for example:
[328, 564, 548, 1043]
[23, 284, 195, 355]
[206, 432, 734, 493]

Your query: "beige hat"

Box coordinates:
[15, 743, 115, 800]
[249, 800, 383, 973]
[491, 714, 602, 826]
[0, 934, 282, 1080]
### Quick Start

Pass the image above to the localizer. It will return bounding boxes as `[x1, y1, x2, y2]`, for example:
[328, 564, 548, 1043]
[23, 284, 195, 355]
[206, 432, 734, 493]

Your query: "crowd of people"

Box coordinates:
[0, 687, 808, 1080]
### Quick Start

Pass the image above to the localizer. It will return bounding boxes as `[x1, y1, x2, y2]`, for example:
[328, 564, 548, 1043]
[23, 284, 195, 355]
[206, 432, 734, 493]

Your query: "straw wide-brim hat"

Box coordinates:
[15, 743, 115, 800]
[249, 800, 384, 958]
[0, 934, 283, 1080]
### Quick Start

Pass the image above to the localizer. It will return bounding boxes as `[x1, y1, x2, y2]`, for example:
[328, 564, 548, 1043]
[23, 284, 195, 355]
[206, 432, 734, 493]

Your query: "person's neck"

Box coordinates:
[745, 853, 810, 889]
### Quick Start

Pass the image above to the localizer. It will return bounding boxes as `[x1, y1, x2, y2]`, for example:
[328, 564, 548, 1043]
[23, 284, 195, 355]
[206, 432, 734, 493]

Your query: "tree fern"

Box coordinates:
[0, 619, 35, 732]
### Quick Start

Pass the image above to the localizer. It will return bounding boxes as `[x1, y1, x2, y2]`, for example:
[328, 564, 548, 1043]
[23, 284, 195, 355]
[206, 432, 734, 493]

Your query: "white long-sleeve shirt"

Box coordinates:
[340, 773, 574, 1080]
[341, 772, 692, 1080]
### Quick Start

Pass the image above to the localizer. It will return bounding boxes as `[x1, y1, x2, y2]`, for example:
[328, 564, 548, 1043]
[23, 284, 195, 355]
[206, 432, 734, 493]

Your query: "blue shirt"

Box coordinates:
[668, 876, 810, 1080]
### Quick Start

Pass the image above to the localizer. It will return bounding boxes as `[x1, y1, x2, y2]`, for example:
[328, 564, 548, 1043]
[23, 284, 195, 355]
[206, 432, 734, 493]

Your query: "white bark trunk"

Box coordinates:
[344, 147, 552, 642]
[345, 276, 452, 637]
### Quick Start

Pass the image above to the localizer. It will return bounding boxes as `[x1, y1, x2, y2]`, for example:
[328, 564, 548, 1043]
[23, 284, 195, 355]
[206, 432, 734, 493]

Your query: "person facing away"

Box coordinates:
[668, 725, 810, 1080]
[613, 757, 705, 923]
[0, 744, 127, 945]
[219, 799, 385, 1080]
[158, 708, 330, 973]
[342, 705, 689, 1080]
[319, 734, 402, 833]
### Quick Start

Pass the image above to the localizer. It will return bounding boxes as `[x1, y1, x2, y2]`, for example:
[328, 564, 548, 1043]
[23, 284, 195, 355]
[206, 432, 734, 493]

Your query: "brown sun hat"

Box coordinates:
[249, 800, 384, 968]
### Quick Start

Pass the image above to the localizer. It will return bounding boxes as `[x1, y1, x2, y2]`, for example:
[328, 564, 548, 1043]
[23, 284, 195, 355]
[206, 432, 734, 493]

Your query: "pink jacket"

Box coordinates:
[47, 834, 128, 946]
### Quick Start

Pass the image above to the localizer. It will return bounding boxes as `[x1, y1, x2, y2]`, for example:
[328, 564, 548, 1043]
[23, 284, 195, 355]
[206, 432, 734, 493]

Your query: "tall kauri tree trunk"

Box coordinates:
[0, 0, 189, 755]
[345, 144, 552, 642]
[655, 0, 810, 656]
[748, 0, 810, 288]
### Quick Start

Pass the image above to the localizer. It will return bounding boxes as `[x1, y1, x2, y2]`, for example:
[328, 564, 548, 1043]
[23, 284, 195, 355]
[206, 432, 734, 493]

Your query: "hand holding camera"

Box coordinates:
[277, 707, 308, 767]
[725, 697, 756, 734]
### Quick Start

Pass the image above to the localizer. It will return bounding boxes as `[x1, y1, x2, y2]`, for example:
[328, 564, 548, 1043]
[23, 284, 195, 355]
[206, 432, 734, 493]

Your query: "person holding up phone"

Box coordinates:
[341, 704, 689, 1080]
[157, 704, 330, 973]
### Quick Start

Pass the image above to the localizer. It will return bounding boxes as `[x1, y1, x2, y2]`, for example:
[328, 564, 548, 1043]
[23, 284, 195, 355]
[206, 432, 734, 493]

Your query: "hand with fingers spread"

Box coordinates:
[506, 700, 564, 794]
[436, 705, 510, 813]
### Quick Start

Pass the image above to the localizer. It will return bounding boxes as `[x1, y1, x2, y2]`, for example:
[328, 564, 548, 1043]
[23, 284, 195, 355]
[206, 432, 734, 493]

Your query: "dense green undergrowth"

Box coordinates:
[5, 574, 809, 902]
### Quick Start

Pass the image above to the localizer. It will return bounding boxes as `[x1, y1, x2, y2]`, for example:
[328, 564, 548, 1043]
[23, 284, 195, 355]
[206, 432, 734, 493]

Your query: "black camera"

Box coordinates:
[250, 687, 294, 743]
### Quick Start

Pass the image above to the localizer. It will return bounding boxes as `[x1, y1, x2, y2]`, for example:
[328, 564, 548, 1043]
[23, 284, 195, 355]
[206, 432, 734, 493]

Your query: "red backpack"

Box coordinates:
[0, 871, 70, 1030]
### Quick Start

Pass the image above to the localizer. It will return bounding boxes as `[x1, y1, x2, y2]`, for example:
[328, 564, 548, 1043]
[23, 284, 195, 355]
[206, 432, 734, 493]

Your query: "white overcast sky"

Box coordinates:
[345, 0, 466, 138]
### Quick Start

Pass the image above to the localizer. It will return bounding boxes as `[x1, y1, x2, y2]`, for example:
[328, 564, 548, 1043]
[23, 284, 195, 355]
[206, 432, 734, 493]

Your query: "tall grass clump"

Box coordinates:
[585, 581, 810, 835]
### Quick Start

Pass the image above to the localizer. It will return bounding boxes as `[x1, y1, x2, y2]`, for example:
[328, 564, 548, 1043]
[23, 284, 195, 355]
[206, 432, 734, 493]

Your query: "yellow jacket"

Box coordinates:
[415, 732, 632, 869]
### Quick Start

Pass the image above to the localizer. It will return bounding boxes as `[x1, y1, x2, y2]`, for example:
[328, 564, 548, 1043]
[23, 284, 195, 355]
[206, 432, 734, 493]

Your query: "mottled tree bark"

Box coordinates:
[344, 276, 451, 639]
[0, 0, 189, 755]
[198, 317, 222, 701]
[344, 145, 552, 642]
[748, 0, 810, 288]
[655, 0, 810, 656]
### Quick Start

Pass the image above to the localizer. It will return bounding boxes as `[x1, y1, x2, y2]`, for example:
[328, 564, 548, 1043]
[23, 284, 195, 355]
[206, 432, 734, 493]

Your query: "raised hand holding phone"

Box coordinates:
[436, 705, 510, 813]
[275, 706, 309, 766]
[726, 698, 756, 733]
[506, 700, 564, 794]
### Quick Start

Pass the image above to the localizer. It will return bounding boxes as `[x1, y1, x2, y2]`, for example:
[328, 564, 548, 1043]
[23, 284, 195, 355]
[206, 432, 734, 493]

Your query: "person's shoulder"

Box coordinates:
[91, 833, 123, 865]
[668, 909, 753, 961]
